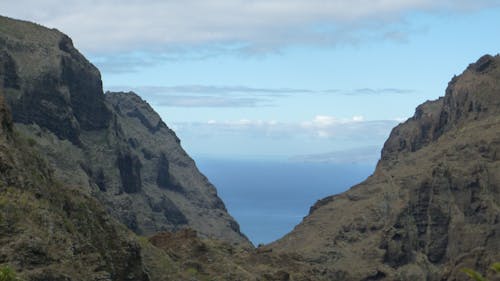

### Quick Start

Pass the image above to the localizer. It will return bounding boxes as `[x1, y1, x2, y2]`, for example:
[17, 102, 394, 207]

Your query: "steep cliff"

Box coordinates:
[270, 54, 500, 280]
[0, 94, 150, 281]
[0, 15, 248, 246]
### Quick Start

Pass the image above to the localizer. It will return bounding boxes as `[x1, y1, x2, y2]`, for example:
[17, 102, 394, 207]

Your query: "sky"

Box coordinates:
[2, 0, 500, 163]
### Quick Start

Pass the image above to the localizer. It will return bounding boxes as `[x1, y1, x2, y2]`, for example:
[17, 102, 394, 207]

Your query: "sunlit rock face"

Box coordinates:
[271, 54, 500, 281]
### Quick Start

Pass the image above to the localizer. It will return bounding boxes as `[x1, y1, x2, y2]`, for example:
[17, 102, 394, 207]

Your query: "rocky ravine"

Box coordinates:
[0, 15, 249, 246]
[270, 54, 500, 281]
[2, 14, 500, 281]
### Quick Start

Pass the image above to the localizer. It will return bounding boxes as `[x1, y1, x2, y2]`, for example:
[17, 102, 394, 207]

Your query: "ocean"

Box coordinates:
[195, 158, 375, 246]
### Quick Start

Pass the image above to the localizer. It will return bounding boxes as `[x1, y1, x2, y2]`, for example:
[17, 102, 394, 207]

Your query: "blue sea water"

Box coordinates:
[195, 158, 375, 246]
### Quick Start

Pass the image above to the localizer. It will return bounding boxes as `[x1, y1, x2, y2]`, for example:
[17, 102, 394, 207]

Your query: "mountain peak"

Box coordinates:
[0, 15, 249, 246]
[467, 54, 497, 74]
[1, 15, 110, 145]
[380, 54, 500, 163]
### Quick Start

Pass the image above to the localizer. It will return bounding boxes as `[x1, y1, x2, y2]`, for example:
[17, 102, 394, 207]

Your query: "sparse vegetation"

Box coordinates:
[0, 266, 21, 281]
[462, 262, 500, 281]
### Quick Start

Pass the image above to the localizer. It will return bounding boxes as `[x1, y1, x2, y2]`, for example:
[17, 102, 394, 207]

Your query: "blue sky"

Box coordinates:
[2, 1, 500, 162]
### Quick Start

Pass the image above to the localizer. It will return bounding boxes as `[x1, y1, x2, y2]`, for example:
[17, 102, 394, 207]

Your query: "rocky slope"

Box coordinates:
[0, 15, 248, 246]
[142, 229, 327, 281]
[0, 94, 151, 281]
[269, 54, 500, 280]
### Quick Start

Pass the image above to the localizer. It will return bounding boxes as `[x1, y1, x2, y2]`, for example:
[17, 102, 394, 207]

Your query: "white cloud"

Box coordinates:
[352, 115, 364, 122]
[107, 85, 309, 107]
[305, 115, 394, 140]
[174, 115, 397, 140]
[1, 0, 497, 55]
[300, 115, 367, 137]
[345, 88, 415, 95]
[153, 95, 268, 107]
[104, 85, 417, 107]
[201, 119, 281, 130]
[108, 85, 312, 95]
[172, 116, 398, 160]
[310, 115, 339, 127]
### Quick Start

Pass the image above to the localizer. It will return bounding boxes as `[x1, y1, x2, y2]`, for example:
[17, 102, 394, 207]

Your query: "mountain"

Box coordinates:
[0, 15, 249, 246]
[0, 16, 314, 281]
[269, 54, 500, 280]
[0, 93, 152, 280]
[2, 14, 500, 281]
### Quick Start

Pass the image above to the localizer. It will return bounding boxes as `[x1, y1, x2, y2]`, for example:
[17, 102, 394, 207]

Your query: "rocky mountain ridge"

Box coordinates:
[0, 15, 248, 246]
[270, 54, 500, 280]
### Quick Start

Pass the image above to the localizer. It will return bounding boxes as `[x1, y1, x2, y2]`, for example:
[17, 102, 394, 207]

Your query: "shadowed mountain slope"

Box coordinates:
[0, 15, 249, 246]
[0, 93, 151, 281]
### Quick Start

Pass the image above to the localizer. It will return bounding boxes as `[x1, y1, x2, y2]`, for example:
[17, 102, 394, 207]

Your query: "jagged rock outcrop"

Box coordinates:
[0, 94, 150, 281]
[269, 54, 500, 280]
[0, 15, 249, 246]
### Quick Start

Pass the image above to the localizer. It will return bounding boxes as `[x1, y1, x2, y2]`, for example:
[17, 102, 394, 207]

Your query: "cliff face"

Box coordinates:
[0, 17, 110, 145]
[0, 15, 248, 246]
[0, 95, 150, 281]
[270, 54, 500, 280]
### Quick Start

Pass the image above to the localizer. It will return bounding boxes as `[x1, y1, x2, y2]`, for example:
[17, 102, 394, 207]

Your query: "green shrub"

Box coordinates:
[0, 266, 21, 281]
[463, 262, 500, 281]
